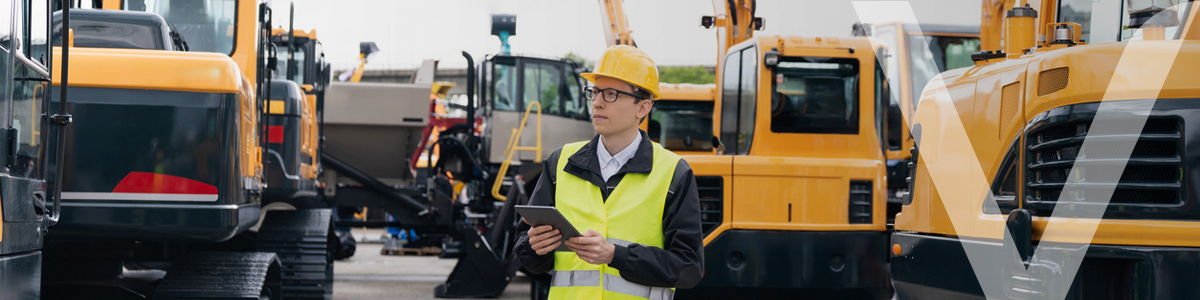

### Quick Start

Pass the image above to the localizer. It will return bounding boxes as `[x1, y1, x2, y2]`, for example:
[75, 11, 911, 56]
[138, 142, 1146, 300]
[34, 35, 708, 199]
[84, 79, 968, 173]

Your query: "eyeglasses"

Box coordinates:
[585, 86, 645, 103]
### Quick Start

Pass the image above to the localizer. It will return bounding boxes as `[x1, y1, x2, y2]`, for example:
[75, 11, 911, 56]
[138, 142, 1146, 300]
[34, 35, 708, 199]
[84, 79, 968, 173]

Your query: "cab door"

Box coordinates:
[1, 0, 53, 298]
[727, 46, 886, 230]
[871, 23, 914, 161]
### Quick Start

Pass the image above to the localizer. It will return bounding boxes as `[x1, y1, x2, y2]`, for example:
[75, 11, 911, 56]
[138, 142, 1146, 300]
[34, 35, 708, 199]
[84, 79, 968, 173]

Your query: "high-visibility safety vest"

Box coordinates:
[550, 141, 681, 300]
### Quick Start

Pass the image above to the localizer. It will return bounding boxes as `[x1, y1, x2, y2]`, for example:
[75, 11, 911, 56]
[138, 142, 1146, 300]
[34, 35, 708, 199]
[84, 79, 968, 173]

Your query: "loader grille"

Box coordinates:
[1026, 116, 1183, 208]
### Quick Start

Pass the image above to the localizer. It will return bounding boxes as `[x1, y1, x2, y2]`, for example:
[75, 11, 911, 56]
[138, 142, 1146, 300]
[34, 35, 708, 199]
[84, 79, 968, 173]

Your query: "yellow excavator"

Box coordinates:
[890, 0, 1200, 299]
[674, 0, 900, 298]
[263, 26, 325, 210]
[41, 1, 340, 299]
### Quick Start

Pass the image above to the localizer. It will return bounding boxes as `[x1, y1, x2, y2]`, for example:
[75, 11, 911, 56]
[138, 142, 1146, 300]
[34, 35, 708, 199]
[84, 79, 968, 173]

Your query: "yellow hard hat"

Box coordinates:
[580, 45, 662, 100]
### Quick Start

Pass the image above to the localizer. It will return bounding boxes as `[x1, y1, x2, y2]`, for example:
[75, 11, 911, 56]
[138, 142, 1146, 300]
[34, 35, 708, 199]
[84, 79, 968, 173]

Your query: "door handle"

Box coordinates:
[32, 191, 45, 218]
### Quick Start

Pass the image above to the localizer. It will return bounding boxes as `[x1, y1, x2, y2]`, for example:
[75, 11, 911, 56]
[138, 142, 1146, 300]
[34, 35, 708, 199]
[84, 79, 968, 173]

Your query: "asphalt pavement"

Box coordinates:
[333, 229, 532, 300]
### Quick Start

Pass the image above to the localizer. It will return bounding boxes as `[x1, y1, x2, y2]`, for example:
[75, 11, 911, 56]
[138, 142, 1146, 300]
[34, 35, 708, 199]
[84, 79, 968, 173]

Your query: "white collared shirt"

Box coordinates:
[597, 133, 642, 182]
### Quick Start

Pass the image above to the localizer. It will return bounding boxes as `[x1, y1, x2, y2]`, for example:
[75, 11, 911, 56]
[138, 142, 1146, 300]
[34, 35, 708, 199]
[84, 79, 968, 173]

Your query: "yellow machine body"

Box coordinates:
[892, 2, 1200, 298]
[270, 28, 321, 180]
[678, 36, 894, 298]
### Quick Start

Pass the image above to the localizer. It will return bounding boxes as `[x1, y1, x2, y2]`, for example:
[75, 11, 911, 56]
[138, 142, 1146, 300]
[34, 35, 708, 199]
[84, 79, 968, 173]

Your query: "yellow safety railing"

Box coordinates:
[492, 101, 543, 201]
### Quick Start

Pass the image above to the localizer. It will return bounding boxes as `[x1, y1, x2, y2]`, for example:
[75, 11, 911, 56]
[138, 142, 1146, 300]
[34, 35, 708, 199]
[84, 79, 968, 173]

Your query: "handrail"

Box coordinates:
[491, 101, 542, 201]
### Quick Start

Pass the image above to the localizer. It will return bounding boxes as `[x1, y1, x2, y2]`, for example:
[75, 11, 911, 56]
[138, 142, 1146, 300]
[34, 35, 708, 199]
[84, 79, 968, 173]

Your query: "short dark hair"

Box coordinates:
[629, 84, 653, 102]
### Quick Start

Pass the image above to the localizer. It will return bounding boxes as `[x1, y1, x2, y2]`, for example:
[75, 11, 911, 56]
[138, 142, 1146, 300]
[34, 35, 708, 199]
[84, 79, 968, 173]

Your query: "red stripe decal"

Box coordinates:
[268, 125, 284, 143]
[112, 172, 218, 195]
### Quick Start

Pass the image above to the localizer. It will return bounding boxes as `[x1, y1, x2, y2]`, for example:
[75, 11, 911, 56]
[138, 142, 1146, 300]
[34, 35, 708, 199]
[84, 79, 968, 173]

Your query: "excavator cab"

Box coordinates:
[478, 55, 592, 168]
[677, 36, 897, 299]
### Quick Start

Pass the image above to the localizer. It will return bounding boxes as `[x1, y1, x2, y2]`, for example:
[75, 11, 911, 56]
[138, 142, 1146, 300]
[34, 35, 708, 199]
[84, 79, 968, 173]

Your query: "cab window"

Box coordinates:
[276, 46, 305, 83]
[1057, 0, 1124, 43]
[0, 0, 10, 52]
[0, 0, 13, 125]
[878, 60, 901, 150]
[906, 35, 979, 110]
[719, 46, 756, 155]
[522, 62, 561, 115]
[873, 24, 903, 108]
[649, 100, 713, 152]
[11, 0, 51, 178]
[561, 65, 586, 119]
[737, 47, 757, 154]
[1054, 0, 1194, 42]
[491, 58, 518, 112]
[719, 49, 740, 154]
[51, 13, 167, 49]
[26, 0, 49, 65]
[770, 58, 860, 134]
[125, 0, 237, 55]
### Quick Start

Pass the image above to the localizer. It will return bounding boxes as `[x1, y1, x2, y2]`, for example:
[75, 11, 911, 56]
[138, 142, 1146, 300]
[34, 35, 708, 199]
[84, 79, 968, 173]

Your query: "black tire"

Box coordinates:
[332, 228, 356, 260]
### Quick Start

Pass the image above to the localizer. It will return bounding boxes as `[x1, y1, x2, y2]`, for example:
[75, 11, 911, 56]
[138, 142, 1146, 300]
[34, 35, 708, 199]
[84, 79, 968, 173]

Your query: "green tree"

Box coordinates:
[564, 52, 596, 70]
[658, 66, 716, 84]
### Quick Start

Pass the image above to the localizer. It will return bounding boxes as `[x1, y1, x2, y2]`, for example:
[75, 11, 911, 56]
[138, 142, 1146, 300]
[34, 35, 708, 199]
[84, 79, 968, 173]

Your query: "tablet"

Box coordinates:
[515, 205, 582, 252]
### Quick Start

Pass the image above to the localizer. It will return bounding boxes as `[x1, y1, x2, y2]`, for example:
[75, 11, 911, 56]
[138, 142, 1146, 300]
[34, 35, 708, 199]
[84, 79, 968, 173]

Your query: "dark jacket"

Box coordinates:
[514, 130, 705, 288]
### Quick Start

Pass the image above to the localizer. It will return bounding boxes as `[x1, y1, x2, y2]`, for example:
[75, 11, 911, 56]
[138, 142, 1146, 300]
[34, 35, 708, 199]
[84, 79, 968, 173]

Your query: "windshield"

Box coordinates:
[1058, 0, 1193, 42]
[770, 58, 860, 134]
[125, 0, 237, 55]
[907, 35, 979, 109]
[649, 100, 714, 152]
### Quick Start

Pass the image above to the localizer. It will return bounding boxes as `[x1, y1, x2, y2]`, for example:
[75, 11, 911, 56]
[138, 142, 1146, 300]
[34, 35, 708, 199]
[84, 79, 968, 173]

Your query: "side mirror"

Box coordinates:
[711, 136, 725, 155]
[67, 29, 74, 48]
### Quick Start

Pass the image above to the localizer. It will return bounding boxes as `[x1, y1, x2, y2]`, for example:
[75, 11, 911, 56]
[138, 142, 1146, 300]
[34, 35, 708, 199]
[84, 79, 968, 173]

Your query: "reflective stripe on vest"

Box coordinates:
[551, 270, 602, 287]
[550, 270, 676, 300]
[549, 140, 681, 300]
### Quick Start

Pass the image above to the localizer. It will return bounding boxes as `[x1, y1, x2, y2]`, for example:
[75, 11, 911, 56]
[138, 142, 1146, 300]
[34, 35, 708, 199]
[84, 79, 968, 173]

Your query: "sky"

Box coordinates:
[267, 0, 980, 71]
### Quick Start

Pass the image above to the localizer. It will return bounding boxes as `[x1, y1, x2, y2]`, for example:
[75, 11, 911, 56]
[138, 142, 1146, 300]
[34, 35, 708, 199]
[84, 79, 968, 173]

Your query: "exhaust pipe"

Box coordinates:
[462, 51, 475, 130]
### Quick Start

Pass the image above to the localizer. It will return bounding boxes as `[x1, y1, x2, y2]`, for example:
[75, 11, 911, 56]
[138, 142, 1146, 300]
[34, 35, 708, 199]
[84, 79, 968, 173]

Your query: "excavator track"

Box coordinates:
[152, 252, 282, 300]
[256, 209, 335, 300]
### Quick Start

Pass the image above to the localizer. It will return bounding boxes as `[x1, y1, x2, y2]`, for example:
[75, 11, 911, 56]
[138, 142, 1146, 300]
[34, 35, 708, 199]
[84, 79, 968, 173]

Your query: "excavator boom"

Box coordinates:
[598, 0, 636, 47]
